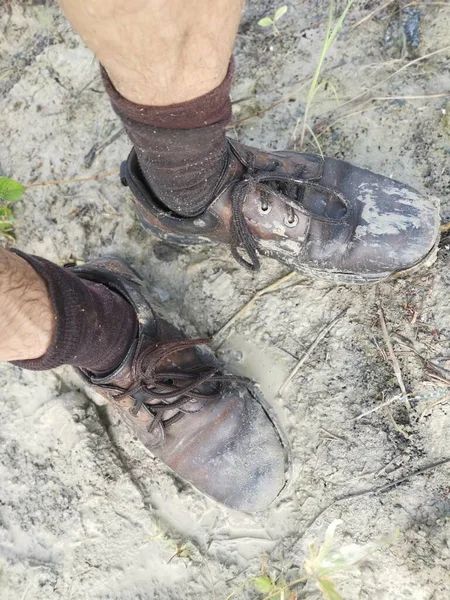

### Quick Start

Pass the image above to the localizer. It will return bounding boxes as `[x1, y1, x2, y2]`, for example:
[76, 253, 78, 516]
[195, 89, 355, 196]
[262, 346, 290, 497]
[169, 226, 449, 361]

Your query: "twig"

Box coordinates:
[418, 394, 450, 420]
[315, 103, 375, 139]
[427, 372, 450, 386]
[372, 93, 450, 101]
[228, 96, 297, 129]
[211, 271, 297, 349]
[315, 93, 450, 142]
[76, 73, 101, 96]
[351, 0, 396, 30]
[302, 457, 450, 533]
[386, 408, 410, 439]
[352, 394, 402, 420]
[278, 308, 347, 396]
[328, 45, 450, 117]
[26, 168, 119, 188]
[320, 426, 348, 442]
[378, 304, 410, 410]
[375, 455, 400, 477]
[405, 1, 450, 6]
[376, 457, 450, 494]
[261, 576, 308, 600]
[84, 127, 124, 168]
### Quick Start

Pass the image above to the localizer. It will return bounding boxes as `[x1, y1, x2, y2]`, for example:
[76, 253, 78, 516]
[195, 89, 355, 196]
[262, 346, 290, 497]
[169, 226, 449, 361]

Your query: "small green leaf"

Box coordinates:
[0, 205, 14, 220]
[258, 17, 274, 27]
[0, 177, 25, 202]
[274, 5, 288, 21]
[0, 230, 15, 242]
[0, 221, 13, 231]
[318, 578, 343, 600]
[254, 575, 273, 593]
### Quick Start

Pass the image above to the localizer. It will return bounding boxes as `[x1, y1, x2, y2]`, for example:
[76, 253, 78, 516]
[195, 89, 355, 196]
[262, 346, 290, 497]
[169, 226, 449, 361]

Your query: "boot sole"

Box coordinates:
[246, 382, 293, 510]
[138, 211, 440, 285]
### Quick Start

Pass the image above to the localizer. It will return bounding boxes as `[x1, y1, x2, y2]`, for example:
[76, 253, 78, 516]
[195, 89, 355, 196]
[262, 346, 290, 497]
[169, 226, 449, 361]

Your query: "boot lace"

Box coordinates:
[229, 151, 348, 271]
[110, 338, 236, 440]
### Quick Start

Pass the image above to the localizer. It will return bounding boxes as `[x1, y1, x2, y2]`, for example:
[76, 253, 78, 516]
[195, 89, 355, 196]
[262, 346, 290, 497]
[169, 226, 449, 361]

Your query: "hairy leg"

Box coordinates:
[57, 0, 244, 105]
[0, 248, 54, 361]
[1, 249, 138, 373]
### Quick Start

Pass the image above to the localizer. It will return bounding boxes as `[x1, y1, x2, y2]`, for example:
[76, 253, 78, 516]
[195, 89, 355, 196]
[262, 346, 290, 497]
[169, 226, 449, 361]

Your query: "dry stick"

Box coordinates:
[375, 457, 450, 493]
[227, 86, 306, 130]
[211, 271, 297, 350]
[232, 45, 450, 133]
[302, 457, 450, 533]
[227, 98, 289, 129]
[339, 45, 450, 112]
[26, 168, 119, 188]
[278, 308, 347, 396]
[228, 63, 343, 130]
[352, 394, 402, 421]
[315, 92, 450, 142]
[260, 576, 309, 600]
[315, 104, 376, 140]
[84, 127, 124, 168]
[427, 372, 450, 386]
[386, 408, 410, 439]
[316, 91, 450, 140]
[406, 1, 450, 6]
[351, 0, 396, 30]
[394, 336, 450, 386]
[378, 304, 410, 410]
[372, 93, 450, 100]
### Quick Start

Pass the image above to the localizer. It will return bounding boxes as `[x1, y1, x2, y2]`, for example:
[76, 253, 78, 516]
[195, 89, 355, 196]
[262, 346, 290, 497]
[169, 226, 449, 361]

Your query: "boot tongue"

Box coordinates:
[91, 327, 217, 418]
[301, 185, 347, 219]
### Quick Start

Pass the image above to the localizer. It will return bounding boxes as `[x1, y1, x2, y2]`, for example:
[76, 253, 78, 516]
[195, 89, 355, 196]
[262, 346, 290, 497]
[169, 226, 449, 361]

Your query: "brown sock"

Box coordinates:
[10, 251, 138, 376]
[102, 60, 234, 217]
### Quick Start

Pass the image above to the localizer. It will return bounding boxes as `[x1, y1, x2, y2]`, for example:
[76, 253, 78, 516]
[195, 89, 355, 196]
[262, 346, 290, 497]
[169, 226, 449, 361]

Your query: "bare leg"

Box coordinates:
[0, 249, 54, 361]
[1, 249, 138, 373]
[57, 0, 244, 105]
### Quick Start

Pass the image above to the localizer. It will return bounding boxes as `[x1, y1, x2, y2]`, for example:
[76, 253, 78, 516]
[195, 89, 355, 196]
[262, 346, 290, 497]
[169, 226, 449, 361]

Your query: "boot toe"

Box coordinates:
[164, 384, 289, 512]
[309, 157, 440, 280]
[348, 176, 439, 276]
[218, 392, 289, 512]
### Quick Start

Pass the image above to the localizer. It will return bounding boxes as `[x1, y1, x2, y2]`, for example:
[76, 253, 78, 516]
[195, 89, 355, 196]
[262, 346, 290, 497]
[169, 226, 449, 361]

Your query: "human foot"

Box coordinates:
[70, 258, 289, 511]
[121, 138, 440, 284]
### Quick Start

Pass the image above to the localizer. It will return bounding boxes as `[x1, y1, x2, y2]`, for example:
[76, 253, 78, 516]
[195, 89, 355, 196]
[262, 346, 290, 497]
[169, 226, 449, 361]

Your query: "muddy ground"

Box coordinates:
[1, 1, 450, 599]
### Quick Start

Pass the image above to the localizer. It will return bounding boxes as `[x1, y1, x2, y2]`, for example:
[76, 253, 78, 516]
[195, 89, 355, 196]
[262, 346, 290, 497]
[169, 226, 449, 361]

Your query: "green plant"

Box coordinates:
[0, 177, 25, 242]
[258, 5, 288, 35]
[298, 0, 354, 152]
[227, 520, 396, 600]
[302, 519, 396, 600]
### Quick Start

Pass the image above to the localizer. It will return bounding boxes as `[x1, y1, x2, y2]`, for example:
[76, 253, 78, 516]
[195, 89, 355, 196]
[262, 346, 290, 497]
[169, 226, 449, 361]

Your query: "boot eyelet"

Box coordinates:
[129, 406, 139, 417]
[259, 201, 272, 215]
[284, 213, 299, 228]
[270, 160, 281, 171]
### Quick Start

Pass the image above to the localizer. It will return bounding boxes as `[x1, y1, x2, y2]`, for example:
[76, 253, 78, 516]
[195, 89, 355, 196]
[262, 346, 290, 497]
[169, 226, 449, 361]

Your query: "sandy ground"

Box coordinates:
[1, 1, 450, 599]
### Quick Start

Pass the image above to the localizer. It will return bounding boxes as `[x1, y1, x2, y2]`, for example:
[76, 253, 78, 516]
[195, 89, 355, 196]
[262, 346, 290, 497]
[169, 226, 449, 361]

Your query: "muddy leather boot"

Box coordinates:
[70, 258, 289, 512]
[120, 139, 440, 284]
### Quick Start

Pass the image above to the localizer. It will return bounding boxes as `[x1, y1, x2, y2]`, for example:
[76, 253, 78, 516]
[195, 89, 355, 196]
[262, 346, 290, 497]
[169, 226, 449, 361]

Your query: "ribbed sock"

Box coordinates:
[10, 251, 138, 376]
[102, 60, 234, 217]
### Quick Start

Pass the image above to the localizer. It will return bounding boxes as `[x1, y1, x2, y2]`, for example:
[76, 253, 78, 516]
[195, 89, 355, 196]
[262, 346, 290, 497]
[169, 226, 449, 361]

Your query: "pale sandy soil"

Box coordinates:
[1, 1, 450, 599]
